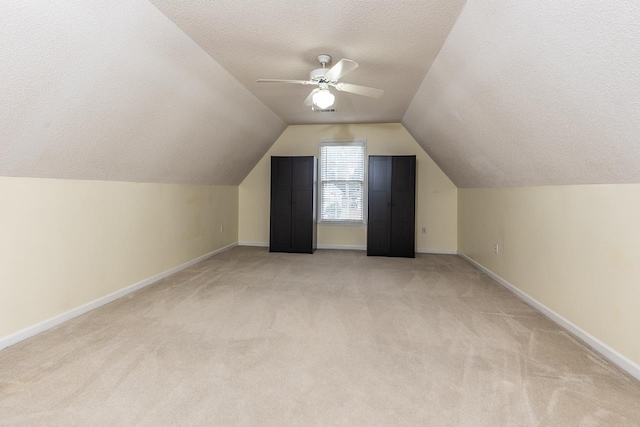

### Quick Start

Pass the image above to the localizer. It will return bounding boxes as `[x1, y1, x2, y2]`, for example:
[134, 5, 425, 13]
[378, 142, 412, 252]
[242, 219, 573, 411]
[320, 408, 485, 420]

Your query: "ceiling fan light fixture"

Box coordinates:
[312, 89, 335, 109]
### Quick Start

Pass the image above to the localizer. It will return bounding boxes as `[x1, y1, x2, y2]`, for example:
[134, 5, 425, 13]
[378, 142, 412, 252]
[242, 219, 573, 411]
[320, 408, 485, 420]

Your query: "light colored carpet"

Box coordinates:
[0, 247, 639, 426]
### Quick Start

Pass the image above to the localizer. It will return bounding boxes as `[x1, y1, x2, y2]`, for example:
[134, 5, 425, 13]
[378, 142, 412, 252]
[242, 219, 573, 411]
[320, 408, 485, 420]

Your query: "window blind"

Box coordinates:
[319, 141, 365, 222]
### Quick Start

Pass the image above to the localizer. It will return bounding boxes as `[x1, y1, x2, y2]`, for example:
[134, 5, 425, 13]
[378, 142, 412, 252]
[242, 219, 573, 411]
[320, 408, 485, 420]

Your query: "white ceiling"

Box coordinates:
[0, 0, 285, 185]
[148, 0, 467, 124]
[404, 0, 640, 187]
[3, 0, 639, 187]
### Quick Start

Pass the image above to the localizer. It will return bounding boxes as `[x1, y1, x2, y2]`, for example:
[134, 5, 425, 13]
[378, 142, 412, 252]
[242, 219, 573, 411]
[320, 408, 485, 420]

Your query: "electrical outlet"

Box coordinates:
[421, 226, 426, 234]
[220, 225, 224, 233]
[494, 244, 499, 254]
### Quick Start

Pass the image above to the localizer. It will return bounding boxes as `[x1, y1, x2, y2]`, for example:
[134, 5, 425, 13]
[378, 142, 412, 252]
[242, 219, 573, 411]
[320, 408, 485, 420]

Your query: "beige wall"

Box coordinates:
[0, 177, 238, 339]
[458, 184, 640, 366]
[239, 123, 457, 251]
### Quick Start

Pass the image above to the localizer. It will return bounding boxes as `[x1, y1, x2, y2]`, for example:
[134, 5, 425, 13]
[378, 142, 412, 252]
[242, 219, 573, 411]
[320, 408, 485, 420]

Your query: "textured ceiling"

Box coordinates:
[0, 0, 285, 185]
[403, 0, 640, 187]
[148, 0, 467, 125]
[4, 0, 638, 188]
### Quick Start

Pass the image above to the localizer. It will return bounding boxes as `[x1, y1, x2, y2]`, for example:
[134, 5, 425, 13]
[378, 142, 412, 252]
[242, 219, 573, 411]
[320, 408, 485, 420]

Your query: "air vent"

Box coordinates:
[312, 107, 336, 113]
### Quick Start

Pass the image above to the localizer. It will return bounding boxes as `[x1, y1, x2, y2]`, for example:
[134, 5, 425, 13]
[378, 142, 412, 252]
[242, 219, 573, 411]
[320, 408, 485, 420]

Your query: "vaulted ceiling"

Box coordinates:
[2, 0, 639, 187]
[148, 0, 466, 124]
[0, 0, 286, 185]
[403, 0, 640, 187]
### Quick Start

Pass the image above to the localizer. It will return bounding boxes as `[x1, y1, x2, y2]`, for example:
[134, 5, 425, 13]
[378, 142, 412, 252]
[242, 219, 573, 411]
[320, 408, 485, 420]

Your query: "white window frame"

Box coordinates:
[318, 138, 367, 226]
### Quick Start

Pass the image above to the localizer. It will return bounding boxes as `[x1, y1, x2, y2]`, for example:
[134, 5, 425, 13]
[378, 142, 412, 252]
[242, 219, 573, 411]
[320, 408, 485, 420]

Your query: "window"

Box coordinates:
[319, 140, 365, 223]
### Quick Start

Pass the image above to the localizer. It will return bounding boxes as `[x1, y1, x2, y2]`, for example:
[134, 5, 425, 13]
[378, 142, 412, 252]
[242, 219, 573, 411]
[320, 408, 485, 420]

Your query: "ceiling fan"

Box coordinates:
[256, 54, 384, 110]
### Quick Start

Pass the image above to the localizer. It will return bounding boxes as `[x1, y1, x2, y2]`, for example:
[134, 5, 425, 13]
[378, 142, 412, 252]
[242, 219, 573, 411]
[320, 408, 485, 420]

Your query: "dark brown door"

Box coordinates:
[367, 156, 392, 256]
[291, 157, 314, 251]
[390, 156, 416, 258]
[270, 156, 317, 254]
[270, 157, 293, 252]
[367, 155, 415, 258]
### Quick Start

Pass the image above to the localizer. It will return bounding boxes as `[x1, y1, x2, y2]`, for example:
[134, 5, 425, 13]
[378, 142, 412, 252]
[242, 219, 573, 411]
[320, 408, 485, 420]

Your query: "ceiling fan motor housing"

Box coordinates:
[309, 68, 331, 82]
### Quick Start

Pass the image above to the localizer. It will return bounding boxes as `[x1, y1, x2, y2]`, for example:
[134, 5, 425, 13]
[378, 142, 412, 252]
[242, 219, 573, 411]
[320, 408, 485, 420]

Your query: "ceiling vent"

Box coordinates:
[312, 107, 336, 113]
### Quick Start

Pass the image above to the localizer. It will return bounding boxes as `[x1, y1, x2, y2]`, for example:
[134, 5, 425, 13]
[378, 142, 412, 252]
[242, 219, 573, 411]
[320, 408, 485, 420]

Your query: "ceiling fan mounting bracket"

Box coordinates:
[317, 54, 331, 67]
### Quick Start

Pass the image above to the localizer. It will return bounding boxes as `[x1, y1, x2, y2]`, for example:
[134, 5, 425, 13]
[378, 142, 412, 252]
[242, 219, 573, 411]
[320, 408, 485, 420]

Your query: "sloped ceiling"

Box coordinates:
[148, 0, 467, 124]
[403, 0, 640, 187]
[4, 0, 638, 188]
[0, 0, 285, 185]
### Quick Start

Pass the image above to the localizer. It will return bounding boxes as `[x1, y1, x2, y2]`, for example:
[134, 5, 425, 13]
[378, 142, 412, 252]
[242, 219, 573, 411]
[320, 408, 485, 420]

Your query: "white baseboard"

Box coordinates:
[458, 252, 640, 382]
[316, 244, 366, 251]
[238, 241, 268, 247]
[417, 248, 458, 255]
[238, 242, 367, 251]
[0, 242, 238, 352]
[315, 246, 456, 254]
[238, 242, 457, 255]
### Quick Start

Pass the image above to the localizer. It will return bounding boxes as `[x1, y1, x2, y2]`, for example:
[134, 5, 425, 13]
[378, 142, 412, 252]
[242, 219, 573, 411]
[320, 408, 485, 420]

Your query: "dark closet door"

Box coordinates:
[367, 155, 416, 258]
[367, 156, 392, 256]
[291, 157, 314, 252]
[390, 156, 416, 258]
[270, 156, 317, 254]
[270, 157, 293, 252]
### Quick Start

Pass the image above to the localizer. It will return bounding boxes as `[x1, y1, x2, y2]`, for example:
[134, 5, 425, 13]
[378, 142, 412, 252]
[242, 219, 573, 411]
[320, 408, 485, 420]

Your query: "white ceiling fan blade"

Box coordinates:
[324, 59, 358, 81]
[256, 79, 314, 85]
[302, 88, 320, 106]
[334, 82, 384, 98]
